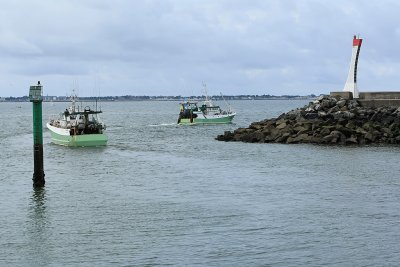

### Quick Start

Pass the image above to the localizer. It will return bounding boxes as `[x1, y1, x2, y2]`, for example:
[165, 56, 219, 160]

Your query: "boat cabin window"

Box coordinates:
[182, 103, 198, 110]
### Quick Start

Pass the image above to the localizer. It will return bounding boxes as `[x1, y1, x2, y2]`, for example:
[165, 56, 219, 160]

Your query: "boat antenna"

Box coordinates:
[99, 90, 102, 112]
[96, 77, 102, 111]
[70, 88, 77, 113]
[202, 82, 209, 102]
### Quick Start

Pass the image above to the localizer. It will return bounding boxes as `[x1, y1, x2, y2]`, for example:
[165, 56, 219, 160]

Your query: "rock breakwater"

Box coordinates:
[216, 95, 400, 145]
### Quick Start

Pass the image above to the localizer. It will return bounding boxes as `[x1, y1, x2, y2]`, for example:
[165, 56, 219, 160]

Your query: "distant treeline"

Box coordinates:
[1, 94, 317, 102]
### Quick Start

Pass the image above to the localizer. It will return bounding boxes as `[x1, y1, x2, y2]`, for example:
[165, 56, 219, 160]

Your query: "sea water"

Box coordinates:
[1, 100, 399, 266]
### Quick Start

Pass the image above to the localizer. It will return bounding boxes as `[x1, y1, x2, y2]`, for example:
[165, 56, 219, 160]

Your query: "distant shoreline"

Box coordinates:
[0, 94, 317, 102]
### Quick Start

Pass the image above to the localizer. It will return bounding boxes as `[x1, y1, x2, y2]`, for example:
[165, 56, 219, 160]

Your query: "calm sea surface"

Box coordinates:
[1, 100, 399, 266]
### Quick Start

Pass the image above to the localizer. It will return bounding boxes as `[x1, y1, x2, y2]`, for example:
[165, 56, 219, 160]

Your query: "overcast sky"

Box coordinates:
[1, 0, 400, 97]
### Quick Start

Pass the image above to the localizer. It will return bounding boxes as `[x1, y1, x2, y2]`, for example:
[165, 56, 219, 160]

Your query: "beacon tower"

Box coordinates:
[343, 35, 363, 98]
[29, 81, 45, 187]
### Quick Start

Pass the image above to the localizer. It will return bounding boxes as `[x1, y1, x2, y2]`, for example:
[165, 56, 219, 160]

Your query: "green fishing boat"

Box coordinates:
[177, 100, 235, 124]
[178, 84, 235, 124]
[46, 94, 107, 147]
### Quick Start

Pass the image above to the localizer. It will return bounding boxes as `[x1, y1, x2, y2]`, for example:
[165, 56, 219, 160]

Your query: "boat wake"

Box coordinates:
[148, 123, 177, 127]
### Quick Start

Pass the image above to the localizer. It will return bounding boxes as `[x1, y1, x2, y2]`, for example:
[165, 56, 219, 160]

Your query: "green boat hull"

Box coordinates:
[49, 131, 107, 147]
[179, 115, 235, 125]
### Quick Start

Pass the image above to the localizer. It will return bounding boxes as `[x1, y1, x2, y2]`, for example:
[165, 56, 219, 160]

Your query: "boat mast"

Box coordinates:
[70, 89, 77, 113]
[202, 82, 213, 106]
[202, 82, 208, 101]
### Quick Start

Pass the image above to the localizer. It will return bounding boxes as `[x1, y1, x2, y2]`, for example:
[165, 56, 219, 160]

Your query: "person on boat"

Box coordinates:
[64, 108, 69, 117]
[184, 102, 190, 110]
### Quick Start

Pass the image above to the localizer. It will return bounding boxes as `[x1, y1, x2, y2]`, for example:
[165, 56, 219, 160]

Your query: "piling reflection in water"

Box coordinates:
[31, 187, 46, 218]
[27, 187, 51, 265]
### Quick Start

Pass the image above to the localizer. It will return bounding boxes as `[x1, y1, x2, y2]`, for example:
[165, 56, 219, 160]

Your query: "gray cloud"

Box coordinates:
[1, 0, 400, 96]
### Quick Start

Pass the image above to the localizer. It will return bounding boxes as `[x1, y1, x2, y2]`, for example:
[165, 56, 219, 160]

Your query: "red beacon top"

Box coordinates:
[353, 35, 362, 47]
